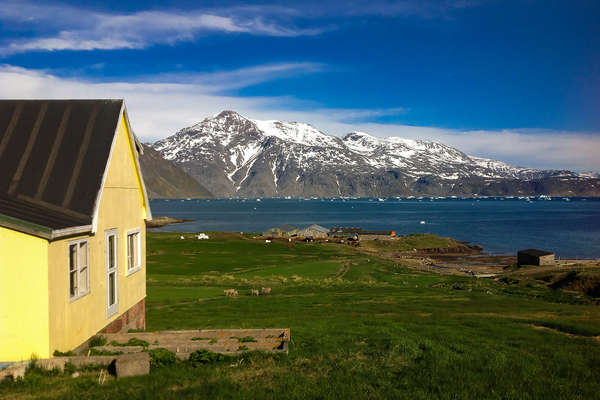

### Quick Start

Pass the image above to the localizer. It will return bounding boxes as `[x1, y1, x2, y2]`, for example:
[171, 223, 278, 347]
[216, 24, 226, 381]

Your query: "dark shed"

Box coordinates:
[517, 249, 555, 266]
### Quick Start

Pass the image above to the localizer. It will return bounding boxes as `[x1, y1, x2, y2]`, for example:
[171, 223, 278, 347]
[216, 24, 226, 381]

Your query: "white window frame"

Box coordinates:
[126, 228, 142, 275]
[68, 238, 90, 301]
[105, 229, 119, 318]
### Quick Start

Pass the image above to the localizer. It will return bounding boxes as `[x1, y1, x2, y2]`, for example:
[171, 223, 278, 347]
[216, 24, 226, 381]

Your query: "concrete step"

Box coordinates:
[92, 339, 287, 356]
[94, 328, 290, 355]
[102, 328, 289, 343]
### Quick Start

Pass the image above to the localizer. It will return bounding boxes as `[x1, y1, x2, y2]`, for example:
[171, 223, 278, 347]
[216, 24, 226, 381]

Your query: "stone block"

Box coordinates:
[36, 356, 116, 371]
[0, 363, 27, 381]
[114, 353, 150, 378]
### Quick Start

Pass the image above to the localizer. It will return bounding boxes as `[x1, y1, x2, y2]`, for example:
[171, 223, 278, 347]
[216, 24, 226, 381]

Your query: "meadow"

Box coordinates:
[2, 232, 600, 399]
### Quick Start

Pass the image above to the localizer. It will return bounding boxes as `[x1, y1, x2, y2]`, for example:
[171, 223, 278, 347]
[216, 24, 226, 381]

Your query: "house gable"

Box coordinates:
[46, 109, 149, 354]
[98, 110, 149, 224]
[91, 107, 151, 233]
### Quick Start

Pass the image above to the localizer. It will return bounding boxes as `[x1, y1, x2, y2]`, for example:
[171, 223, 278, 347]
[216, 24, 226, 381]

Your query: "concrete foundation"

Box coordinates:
[95, 328, 290, 359]
[102, 298, 146, 334]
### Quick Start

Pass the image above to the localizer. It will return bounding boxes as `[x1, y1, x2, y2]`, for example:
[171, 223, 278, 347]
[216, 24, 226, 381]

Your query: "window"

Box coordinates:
[106, 229, 118, 317]
[69, 239, 89, 300]
[126, 229, 141, 274]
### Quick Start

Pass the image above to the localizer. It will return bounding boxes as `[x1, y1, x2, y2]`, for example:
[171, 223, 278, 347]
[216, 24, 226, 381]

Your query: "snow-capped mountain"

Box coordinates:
[152, 111, 599, 197]
[342, 132, 542, 180]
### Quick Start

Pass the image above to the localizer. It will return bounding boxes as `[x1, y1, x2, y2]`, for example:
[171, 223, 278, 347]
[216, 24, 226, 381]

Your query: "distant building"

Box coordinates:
[329, 227, 362, 239]
[263, 224, 298, 237]
[297, 224, 329, 239]
[517, 249, 555, 266]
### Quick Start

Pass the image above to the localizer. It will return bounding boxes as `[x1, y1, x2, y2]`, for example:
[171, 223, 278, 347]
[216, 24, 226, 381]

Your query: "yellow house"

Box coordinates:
[0, 100, 152, 362]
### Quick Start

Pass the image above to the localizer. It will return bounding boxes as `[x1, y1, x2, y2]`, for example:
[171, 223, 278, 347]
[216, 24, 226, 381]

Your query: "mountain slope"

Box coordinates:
[139, 144, 213, 199]
[152, 111, 600, 198]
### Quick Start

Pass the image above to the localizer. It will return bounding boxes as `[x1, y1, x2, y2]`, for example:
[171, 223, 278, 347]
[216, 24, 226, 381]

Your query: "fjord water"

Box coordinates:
[149, 198, 600, 259]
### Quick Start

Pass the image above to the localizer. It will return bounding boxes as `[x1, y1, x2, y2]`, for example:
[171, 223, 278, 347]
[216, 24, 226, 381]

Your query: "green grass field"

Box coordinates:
[2, 232, 600, 399]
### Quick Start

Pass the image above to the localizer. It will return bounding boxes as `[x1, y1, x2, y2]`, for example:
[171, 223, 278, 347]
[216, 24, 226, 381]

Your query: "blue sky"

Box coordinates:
[0, 0, 599, 170]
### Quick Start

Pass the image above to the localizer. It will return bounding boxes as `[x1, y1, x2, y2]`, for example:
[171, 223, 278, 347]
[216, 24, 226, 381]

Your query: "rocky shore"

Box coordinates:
[146, 216, 194, 228]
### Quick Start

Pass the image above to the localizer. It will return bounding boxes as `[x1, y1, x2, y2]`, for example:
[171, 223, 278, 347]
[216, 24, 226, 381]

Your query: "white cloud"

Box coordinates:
[0, 0, 483, 55]
[150, 62, 327, 92]
[0, 2, 323, 54]
[226, 0, 481, 20]
[0, 64, 327, 141]
[0, 64, 598, 172]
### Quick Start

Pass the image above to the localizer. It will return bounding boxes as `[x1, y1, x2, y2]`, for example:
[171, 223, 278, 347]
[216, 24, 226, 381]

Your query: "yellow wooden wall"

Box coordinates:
[48, 113, 147, 353]
[0, 227, 50, 361]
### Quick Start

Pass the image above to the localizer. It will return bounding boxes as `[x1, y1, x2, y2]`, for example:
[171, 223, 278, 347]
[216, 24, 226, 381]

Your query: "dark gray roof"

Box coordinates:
[330, 227, 363, 233]
[276, 224, 297, 231]
[264, 224, 297, 233]
[301, 224, 329, 232]
[518, 249, 554, 257]
[0, 99, 124, 233]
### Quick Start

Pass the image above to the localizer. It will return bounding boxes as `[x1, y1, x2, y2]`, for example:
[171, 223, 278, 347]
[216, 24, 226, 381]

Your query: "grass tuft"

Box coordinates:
[52, 350, 74, 357]
[148, 348, 177, 368]
[188, 350, 226, 366]
[109, 338, 150, 348]
[88, 336, 107, 347]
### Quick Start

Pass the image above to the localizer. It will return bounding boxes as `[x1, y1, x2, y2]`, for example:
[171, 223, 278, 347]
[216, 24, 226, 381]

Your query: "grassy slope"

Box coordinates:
[2, 232, 600, 399]
[360, 233, 464, 252]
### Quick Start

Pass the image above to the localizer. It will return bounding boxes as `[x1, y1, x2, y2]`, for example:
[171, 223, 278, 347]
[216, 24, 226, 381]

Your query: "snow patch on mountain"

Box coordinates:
[252, 119, 343, 148]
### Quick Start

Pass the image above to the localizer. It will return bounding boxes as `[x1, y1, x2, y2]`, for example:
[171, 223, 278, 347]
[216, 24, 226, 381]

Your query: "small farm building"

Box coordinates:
[329, 227, 362, 238]
[297, 224, 329, 238]
[0, 100, 152, 362]
[517, 249, 555, 266]
[263, 224, 298, 238]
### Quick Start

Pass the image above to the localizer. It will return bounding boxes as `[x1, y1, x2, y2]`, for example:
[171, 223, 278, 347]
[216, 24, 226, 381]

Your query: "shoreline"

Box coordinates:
[145, 197, 600, 259]
[145, 230, 600, 260]
[146, 216, 195, 228]
[151, 196, 600, 200]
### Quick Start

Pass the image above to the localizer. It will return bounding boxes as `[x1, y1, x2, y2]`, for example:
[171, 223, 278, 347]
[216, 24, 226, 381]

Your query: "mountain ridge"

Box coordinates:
[139, 144, 213, 199]
[152, 111, 600, 198]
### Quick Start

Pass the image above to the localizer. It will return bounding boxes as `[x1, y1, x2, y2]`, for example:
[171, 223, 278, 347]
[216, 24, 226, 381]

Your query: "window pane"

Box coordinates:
[108, 235, 115, 269]
[69, 244, 77, 272]
[133, 233, 138, 267]
[79, 242, 88, 267]
[109, 273, 115, 306]
[127, 234, 134, 270]
[80, 266, 88, 293]
[70, 271, 77, 297]
[69, 244, 77, 297]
